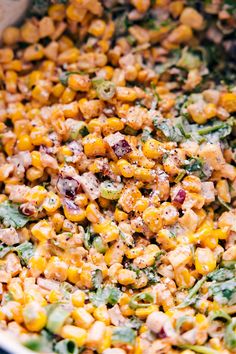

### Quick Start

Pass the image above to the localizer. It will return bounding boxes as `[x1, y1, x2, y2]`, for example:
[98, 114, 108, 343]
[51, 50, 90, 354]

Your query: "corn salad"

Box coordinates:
[0, 0, 235, 353]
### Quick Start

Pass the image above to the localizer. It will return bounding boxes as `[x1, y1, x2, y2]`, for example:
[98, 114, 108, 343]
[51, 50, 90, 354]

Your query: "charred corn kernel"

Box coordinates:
[61, 325, 87, 346]
[29, 256, 46, 277]
[142, 206, 162, 232]
[143, 139, 162, 159]
[71, 290, 86, 307]
[43, 192, 61, 213]
[67, 266, 80, 284]
[220, 92, 236, 113]
[93, 305, 110, 325]
[31, 220, 54, 241]
[83, 134, 106, 157]
[114, 208, 128, 222]
[116, 159, 134, 178]
[135, 305, 159, 319]
[72, 308, 94, 329]
[195, 247, 216, 275]
[117, 269, 137, 285]
[23, 302, 47, 332]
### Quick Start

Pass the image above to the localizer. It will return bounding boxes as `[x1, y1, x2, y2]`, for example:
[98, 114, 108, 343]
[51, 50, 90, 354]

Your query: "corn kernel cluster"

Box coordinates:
[0, 0, 235, 353]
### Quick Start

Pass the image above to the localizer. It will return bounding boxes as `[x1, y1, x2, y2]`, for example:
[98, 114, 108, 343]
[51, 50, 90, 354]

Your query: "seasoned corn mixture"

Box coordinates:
[0, 0, 235, 353]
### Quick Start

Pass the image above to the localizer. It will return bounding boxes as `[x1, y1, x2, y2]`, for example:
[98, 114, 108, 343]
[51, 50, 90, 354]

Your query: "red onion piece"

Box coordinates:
[57, 174, 80, 199]
[173, 189, 186, 204]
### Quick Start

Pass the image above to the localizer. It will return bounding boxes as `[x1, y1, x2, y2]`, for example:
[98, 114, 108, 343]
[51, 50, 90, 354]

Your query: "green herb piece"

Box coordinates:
[141, 128, 153, 142]
[209, 279, 236, 306]
[154, 120, 184, 142]
[84, 226, 92, 250]
[207, 268, 235, 282]
[92, 236, 107, 254]
[46, 305, 71, 334]
[176, 315, 194, 334]
[123, 125, 138, 136]
[15, 241, 34, 266]
[92, 79, 116, 100]
[24, 337, 45, 352]
[54, 339, 78, 354]
[221, 260, 236, 269]
[224, 320, 236, 351]
[142, 266, 160, 285]
[174, 170, 186, 183]
[177, 50, 201, 71]
[59, 71, 82, 86]
[198, 122, 231, 136]
[112, 327, 136, 345]
[100, 181, 124, 200]
[92, 269, 103, 290]
[69, 121, 89, 140]
[183, 157, 208, 180]
[0, 201, 30, 229]
[129, 292, 154, 310]
[24, 330, 54, 352]
[127, 316, 142, 330]
[177, 276, 206, 309]
[89, 286, 122, 307]
[177, 345, 220, 354]
[0, 244, 13, 259]
[79, 126, 89, 137]
[209, 310, 231, 324]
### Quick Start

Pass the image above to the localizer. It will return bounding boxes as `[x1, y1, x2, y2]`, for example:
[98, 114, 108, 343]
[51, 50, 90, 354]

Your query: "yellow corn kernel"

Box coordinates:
[66, 4, 86, 22]
[118, 186, 142, 213]
[17, 134, 33, 151]
[48, 289, 61, 303]
[86, 203, 101, 223]
[44, 256, 68, 282]
[58, 48, 80, 64]
[52, 83, 65, 97]
[88, 20, 106, 37]
[68, 74, 91, 92]
[2, 27, 20, 45]
[72, 308, 94, 329]
[48, 3, 65, 21]
[86, 321, 106, 349]
[143, 138, 162, 159]
[114, 208, 128, 222]
[26, 167, 44, 182]
[71, 290, 86, 307]
[83, 134, 106, 157]
[97, 327, 112, 353]
[94, 221, 120, 243]
[26, 186, 47, 204]
[30, 127, 49, 146]
[8, 102, 24, 121]
[104, 241, 125, 266]
[5, 70, 17, 93]
[195, 248, 216, 275]
[93, 305, 110, 325]
[168, 24, 193, 44]
[131, 0, 150, 12]
[0, 48, 14, 63]
[87, 119, 102, 134]
[31, 220, 54, 241]
[212, 229, 227, 240]
[24, 44, 44, 62]
[142, 207, 162, 233]
[61, 87, 76, 104]
[103, 118, 124, 136]
[8, 281, 24, 303]
[135, 305, 159, 319]
[116, 87, 137, 102]
[67, 266, 80, 284]
[116, 159, 134, 178]
[220, 92, 236, 113]
[63, 203, 86, 223]
[23, 302, 47, 332]
[216, 179, 231, 203]
[29, 256, 46, 278]
[180, 7, 204, 31]
[43, 192, 61, 213]
[175, 267, 193, 288]
[201, 231, 218, 250]
[61, 325, 87, 346]
[117, 269, 137, 286]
